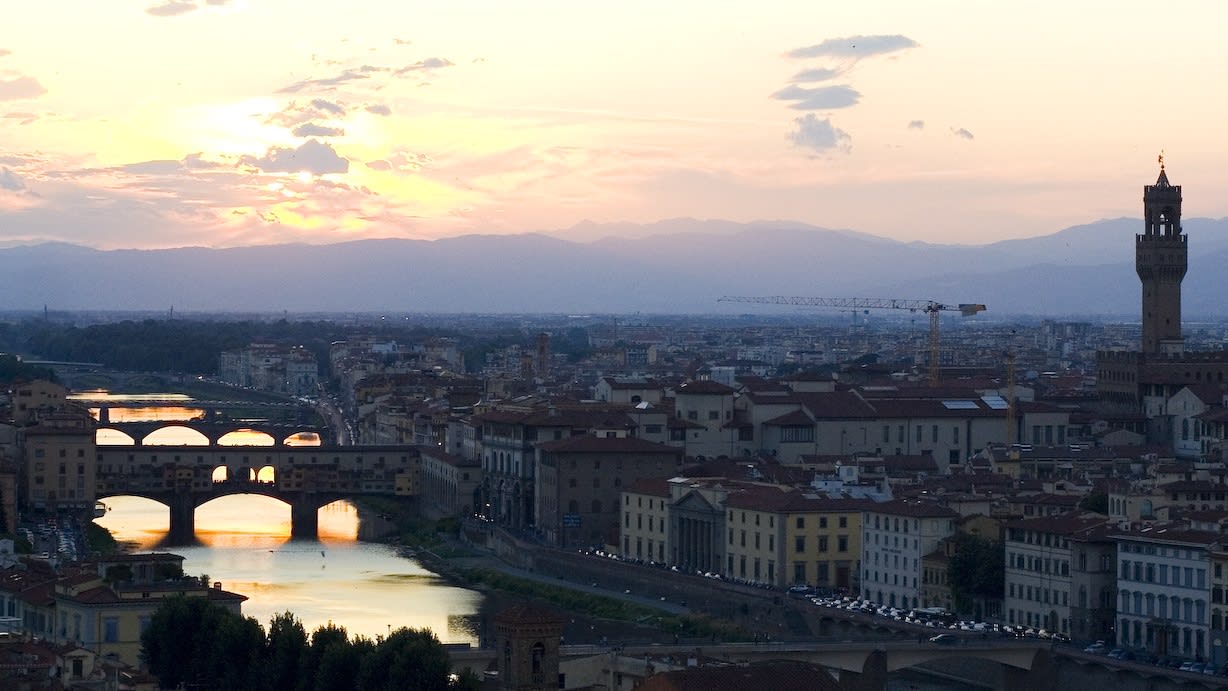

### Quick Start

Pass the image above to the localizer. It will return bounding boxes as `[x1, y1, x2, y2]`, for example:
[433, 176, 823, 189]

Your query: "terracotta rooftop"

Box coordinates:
[537, 435, 680, 455]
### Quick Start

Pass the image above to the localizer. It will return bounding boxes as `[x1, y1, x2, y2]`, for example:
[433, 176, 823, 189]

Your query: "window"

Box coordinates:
[795, 536, 805, 553]
[781, 426, 814, 443]
[837, 535, 848, 552]
[818, 536, 829, 552]
[839, 516, 847, 528]
[819, 517, 827, 528]
[796, 517, 804, 529]
[103, 617, 119, 643]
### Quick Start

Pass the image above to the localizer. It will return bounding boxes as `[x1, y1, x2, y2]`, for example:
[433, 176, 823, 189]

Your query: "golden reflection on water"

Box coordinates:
[95, 495, 478, 642]
[86, 392, 478, 641]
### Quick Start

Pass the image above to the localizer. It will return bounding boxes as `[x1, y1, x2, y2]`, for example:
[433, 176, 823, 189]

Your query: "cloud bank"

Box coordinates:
[788, 114, 850, 153]
[786, 35, 918, 60]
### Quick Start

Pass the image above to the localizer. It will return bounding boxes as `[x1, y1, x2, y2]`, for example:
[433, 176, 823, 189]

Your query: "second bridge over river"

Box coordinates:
[95, 444, 418, 543]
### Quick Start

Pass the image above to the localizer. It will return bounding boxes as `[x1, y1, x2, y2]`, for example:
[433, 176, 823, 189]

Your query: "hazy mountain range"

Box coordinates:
[3, 217, 1228, 317]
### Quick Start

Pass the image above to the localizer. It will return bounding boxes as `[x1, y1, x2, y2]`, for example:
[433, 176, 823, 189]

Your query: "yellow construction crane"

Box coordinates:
[716, 296, 987, 385]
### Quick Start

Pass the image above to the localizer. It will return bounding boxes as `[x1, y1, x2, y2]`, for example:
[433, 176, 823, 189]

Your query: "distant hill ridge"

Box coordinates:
[3, 217, 1228, 316]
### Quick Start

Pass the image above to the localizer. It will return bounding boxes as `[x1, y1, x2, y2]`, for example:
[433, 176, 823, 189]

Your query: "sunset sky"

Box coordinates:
[3, 1, 1227, 249]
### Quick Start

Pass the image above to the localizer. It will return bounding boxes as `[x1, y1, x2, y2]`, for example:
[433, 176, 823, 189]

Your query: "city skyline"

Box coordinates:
[3, 1, 1228, 250]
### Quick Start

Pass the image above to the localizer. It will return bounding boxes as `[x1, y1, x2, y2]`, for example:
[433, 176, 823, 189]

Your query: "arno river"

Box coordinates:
[79, 392, 482, 643]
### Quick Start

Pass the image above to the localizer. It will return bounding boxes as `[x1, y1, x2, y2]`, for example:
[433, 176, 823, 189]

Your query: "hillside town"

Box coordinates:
[2, 166, 1228, 687]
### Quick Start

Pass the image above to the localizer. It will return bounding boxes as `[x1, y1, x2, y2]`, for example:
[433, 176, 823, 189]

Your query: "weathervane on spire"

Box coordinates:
[1159, 150, 1165, 171]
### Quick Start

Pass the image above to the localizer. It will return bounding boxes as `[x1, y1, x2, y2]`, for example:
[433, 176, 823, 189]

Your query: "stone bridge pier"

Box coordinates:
[161, 489, 335, 545]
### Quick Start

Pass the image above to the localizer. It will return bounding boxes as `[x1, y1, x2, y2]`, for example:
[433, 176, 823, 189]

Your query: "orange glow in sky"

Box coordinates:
[4, 1, 1228, 248]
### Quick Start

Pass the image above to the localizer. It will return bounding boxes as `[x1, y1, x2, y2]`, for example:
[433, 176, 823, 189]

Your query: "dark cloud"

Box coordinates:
[786, 34, 917, 60]
[908, 120, 925, 129]
[365, 104, 391, 116]
[0, 167, 26, 191]
[266, 100, 344, 127]
[0, 76, 46, 101]
[279, 69, 372, 94]
[394, 57, 454, 75]
[145, 0, 197, 16]
[310, 98, 345, 115]
[292, 122, 345, 137]
[119, 153, 220, 175]
[772, 84, 860, 110]
[951, 127, 974, 140]
[787, 114, 851, 153]
[241, 139, 349, 175]
[790, 67, 843, 83]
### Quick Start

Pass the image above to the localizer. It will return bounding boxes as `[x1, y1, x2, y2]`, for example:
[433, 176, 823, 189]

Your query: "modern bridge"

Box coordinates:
[95, 444, 419, 543]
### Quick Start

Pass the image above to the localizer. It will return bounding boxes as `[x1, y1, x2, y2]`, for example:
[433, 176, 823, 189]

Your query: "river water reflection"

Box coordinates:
[95, 497, 481, 643]
[81, 391, 481, 643]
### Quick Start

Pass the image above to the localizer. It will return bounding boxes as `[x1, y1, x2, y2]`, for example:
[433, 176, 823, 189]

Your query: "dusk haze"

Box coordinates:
[4, 1, 1228, 249]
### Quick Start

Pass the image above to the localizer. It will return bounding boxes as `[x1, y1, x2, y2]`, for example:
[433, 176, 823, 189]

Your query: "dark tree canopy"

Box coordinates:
[947, 533, 1005, 614]
[142, 597, 463, 691]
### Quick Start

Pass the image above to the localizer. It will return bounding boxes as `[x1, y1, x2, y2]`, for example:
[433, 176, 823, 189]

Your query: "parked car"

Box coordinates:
[929, 634, 960, 645]
[1083, 641, 1108, 654]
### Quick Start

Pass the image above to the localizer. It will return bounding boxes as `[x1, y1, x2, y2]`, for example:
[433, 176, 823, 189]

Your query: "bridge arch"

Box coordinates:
[284, 431, 321, 446]
[218, 429, 276, 446]
[144, 425, 211, 446]
[96, 428, 136, 445]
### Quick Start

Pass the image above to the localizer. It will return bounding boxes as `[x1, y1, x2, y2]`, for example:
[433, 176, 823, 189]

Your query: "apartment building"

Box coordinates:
[21, 410, 96, 511]
[860, 500, 958, 609]
[418, 446, 480, 518]
[536, 435, 683, 548]
[620, 477, 673, 564]
[1116, 527, 1218, 660]
[1003, 513, 1114, 638]
[218, 343, 319, 397]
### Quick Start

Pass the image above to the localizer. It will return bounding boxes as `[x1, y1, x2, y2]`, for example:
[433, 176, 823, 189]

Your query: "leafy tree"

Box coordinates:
[1079, 492, 1109, 514]
[301, 624, 369, 691]
[142, 595, 266, 691]
[153, 561, 184, 581]
[357, 627, 450, 691]
[947, 533, 1004, 615]
[104, 564, 133, 585]
[267, 612, 309, 691]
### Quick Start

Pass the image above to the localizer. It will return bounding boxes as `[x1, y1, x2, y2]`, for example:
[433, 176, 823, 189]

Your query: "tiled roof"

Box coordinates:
[675, 380, 736, 395]
[419, 447, 479, 467]
[865, 500, 959, 519]
[1006, 512, 1110, 536]
[1115, 527, 1223, 546]
[762, 409, 815, 426]
[537, 435, 680, 455]
[625, 477, 673, 497]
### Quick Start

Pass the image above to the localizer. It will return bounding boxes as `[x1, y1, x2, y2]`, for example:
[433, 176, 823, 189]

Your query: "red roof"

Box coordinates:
[537, 435, 680, 455]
